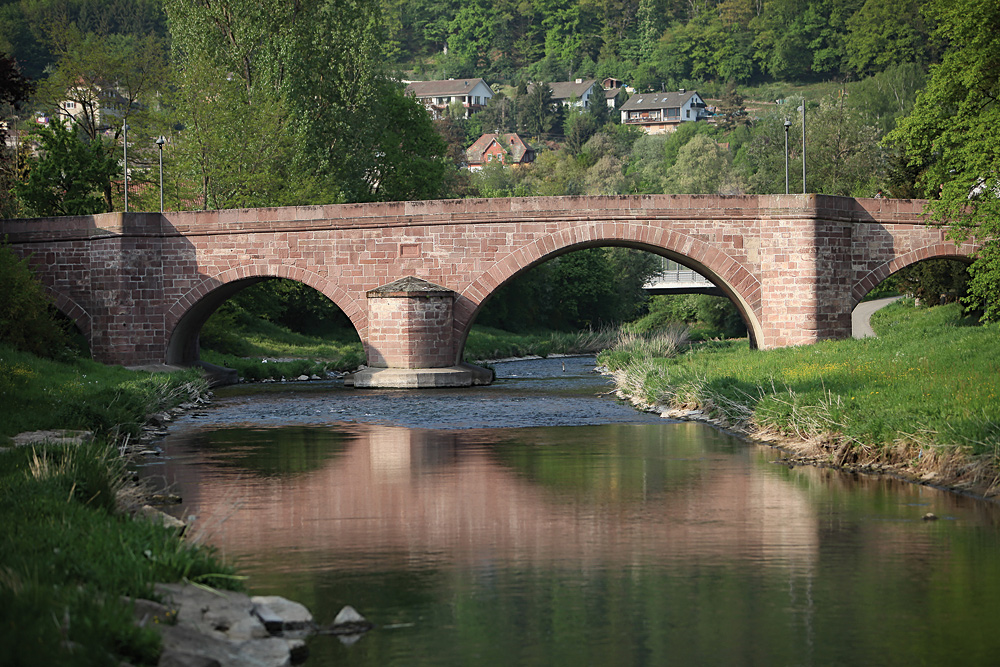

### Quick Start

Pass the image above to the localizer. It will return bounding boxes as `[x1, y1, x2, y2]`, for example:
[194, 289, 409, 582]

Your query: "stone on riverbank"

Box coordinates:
[145, 583, 312, 666]
[11, 429, 94, 447]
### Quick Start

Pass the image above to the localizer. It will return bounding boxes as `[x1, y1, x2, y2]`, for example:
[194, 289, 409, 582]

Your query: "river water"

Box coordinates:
[143, 357, 1000, 666]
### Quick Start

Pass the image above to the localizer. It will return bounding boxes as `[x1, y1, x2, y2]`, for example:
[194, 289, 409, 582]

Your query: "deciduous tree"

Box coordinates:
[888, 0, 1000, 320]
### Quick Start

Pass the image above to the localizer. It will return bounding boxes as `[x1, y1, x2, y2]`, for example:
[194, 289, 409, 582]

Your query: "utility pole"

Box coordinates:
[123, 122, 129, 212]
[784, 119, 791, 194]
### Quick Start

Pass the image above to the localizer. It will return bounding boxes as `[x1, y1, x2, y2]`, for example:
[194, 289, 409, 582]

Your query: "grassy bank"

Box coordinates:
[0, 345, 238, 666]
[599, 302, 1000, 495]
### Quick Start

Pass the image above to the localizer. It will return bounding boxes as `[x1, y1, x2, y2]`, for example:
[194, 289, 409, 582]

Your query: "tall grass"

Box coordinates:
[599, 302, 1000, 460]
[463, 325, 623, 361]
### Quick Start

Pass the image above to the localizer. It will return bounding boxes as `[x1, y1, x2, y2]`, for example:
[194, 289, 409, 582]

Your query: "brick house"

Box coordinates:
[465, 133, 535, 171]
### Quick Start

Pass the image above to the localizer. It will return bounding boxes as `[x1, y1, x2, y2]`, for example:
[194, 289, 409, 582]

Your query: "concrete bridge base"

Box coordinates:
[345, 363, 494, 389]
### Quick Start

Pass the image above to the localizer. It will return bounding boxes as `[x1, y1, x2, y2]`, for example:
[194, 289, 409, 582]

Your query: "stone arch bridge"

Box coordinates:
[1, 194, 973, 386]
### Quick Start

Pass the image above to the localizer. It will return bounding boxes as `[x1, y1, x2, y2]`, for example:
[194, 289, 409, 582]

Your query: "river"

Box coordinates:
[142, 356, 1000, 666]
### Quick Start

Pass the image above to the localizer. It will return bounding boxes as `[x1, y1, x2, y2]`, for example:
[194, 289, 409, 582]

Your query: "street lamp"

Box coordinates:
[783, 119, 791, 195]
[155, 136, 166, 212]
[798, 103, 806, 194]
[123, 122, 129, 212]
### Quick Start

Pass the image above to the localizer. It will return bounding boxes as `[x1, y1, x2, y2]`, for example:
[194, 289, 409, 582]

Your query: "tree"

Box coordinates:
[165, 0, 449, 207]
[844, 0, 929, 77]
[0, 53, 34, 218]
[15, 120, 120, 216]
[665, 134, 742, 194]
[518, 82, 562, 137]
[887, 0, 1000, 321]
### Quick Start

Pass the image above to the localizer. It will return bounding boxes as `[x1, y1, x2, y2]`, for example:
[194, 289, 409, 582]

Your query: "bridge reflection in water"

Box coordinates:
[161, 422, 819, 572]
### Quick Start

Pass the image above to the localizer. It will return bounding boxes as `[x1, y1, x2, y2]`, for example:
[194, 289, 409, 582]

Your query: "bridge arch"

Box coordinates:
[456, 222, 763, 359]
[164, 263, 367, 365]
[43, 286, 92, 342]
[852, 241, 977, 309]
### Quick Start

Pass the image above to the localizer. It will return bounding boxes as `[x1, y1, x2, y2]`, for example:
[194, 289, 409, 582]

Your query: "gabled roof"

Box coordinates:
[620, 90, 703, 112]
[466, 133, 533, 164]
[405, 78, 491, 98]
[547, 79, 599, 100]
[531, 79, 599, 102]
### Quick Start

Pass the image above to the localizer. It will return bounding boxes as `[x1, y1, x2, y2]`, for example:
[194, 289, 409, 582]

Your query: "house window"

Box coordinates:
[666, 108, 680, 118]
[685, 110, 690, 118]
[66, 101, 75, 109]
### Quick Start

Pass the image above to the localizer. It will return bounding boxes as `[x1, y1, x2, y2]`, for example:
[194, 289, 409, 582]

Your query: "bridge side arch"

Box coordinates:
[851, 241, 977, 309]
[456, 221, 763, 353]
[164, 263, 367, 365]
[43, 286, 92, 341]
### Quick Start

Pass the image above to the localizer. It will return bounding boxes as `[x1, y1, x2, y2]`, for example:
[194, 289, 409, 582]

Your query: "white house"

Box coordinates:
[619, 90, 709, 134]
[404, 78, 493, 119]
[536, 79, 602, 109]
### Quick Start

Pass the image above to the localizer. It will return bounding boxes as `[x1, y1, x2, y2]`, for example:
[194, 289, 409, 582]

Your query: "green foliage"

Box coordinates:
[893, 258, 971, 308]
[476, 247, 659, 332]
[15, 120, 120, 216]
[0, 241, 70, 357]
[887, 0, 1000, 321]
[630, 294, 747, 339]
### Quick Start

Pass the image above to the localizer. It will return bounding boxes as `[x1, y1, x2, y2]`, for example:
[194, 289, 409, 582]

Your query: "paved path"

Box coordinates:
[852, 296, 903, 339]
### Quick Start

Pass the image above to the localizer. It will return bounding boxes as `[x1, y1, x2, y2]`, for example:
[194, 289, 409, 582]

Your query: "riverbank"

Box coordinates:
[0, 344, 254, 665]
[598, 301, 1000, 500]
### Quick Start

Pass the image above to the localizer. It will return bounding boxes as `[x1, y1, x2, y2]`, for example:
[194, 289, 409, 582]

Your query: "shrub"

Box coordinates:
[0, 241, 71, 357]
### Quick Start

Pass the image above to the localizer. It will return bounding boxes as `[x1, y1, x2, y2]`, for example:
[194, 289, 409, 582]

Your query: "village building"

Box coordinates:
[404, 78, 493, 119]
[530, 79, 602, 109]
[465, 133, 535, 171]
[618, 90, 709, 134]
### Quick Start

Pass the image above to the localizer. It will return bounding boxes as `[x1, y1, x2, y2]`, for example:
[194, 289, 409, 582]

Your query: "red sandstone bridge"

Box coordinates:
[1, 194, 973, 387]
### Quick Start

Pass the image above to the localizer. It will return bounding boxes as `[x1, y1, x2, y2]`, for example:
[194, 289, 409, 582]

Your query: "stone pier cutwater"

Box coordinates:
[348, 276, 493, 388]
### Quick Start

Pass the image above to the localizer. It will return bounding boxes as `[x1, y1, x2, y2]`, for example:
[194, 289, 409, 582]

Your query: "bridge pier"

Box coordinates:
[347, 276, 492, 388]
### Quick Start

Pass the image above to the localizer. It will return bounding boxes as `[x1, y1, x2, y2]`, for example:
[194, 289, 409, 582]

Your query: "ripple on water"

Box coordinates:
[179, 357, 665, 431]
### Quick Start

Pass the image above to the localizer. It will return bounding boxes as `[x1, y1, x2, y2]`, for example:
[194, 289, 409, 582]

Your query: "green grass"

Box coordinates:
[0, 440, 240, 666]
[0, 345, 238, 666]
[599, 301, 1000, 456]
[0, 344, 207, 443]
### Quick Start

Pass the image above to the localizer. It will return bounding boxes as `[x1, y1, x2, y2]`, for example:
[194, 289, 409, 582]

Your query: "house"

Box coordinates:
[465, 133, 535, 171]
[619, 90, 709, 134]
[404, 78, 493, 119]
[532, 79, 602, 109]
[59, 79, 130, 131]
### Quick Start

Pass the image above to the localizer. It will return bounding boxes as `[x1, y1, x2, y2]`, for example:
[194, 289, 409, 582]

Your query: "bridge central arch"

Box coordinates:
[455, 224, 764, 359]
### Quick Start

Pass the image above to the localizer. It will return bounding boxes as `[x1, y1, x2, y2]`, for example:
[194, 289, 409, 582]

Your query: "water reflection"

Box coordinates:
[143, 358, 1000, 666]
[158, 423, 822, 573]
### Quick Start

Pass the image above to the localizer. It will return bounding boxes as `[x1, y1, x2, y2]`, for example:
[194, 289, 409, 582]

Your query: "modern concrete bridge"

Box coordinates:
[1, 194, 974, 386]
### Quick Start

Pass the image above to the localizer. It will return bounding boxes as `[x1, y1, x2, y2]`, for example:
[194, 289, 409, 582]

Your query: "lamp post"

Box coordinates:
[123, 122, 129, 212]
[155, 136, 166, 212]
[799, 103, 806, 194]
[783, 119, 791, 195]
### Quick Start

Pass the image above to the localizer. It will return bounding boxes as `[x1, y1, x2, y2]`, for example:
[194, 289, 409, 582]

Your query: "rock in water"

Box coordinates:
[327, 605, 374, 640]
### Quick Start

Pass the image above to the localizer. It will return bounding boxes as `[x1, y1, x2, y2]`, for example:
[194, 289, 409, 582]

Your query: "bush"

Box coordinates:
[0, 241, 71, 357]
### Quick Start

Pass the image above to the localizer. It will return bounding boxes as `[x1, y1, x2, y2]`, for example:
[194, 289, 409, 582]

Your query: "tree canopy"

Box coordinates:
[888, 0, 1000, 320]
